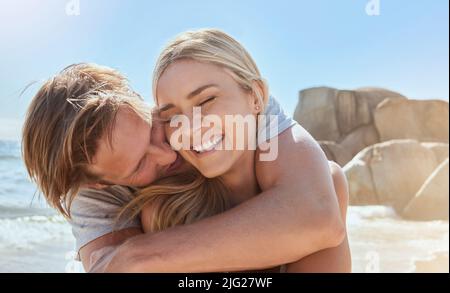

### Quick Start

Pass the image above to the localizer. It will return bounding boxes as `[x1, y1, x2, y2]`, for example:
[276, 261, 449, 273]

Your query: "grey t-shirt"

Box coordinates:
[69, 96, 296, 254]
[68, 185, 140, 254]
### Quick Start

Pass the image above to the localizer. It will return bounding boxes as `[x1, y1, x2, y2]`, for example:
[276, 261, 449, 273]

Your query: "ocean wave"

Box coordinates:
[0, 154, 20, 161]
[0, 204, 53, 218]
[0, 140, 20, 157]
[347, 205, 399, 225]
[0, 215, 74, 250]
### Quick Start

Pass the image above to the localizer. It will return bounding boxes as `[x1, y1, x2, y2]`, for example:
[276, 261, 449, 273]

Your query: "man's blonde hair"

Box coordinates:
[22, 63, 150, 217]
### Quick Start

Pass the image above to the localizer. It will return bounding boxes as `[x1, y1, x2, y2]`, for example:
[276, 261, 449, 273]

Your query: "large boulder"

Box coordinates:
[294, 87, 340, 141]
[319, 125, 379, 167]
[294, 87, 406, 165]
[294, 87, 405, 141]
[344, 140, 448, 213]
[402, 158, 449, 221]
[422, 142, 449, 164]
[374, 98, 449, 143]
[338, 124, 379, 159]
[319, 141, 353, 167]
[343, 158, 378, 205]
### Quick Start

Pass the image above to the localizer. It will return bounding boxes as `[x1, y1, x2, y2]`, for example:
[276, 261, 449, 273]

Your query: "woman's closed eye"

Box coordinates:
[198, 96, 217, 107]
[161, 96, 217, 123]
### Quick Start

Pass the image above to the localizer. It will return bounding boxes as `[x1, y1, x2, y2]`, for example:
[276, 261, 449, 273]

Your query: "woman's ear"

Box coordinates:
[251, 79, 269, 114]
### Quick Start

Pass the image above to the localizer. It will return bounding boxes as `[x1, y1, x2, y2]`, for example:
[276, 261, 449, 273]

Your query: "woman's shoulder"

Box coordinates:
[255, 123, 325, 190]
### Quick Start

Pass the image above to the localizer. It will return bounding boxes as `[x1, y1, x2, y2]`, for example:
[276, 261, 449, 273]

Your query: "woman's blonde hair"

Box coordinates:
[153, 28, 269, 110]
[120, 29, 268, 231]
[118, 170, 231, 232]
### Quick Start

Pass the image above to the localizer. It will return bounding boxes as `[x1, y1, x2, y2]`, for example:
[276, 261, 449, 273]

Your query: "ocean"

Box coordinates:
[0, 139, 448, 273]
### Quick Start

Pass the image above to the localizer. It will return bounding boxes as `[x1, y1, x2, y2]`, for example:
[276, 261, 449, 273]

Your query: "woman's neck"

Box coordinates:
[220, 151, 260, 207]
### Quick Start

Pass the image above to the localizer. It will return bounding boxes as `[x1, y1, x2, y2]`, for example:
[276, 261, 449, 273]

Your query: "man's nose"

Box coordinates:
[147, 143, 177, 166]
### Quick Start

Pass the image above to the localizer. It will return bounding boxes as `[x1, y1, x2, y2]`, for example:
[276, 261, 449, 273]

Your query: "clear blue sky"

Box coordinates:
[0, 0, 448, 140]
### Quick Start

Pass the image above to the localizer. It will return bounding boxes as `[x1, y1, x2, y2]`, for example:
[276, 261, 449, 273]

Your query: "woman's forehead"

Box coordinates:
[156, 60, 232, 104]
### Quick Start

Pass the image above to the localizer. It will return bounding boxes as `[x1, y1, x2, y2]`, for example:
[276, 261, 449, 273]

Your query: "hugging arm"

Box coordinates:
[283, 161, 351, 272]
[89, 124, 345, 272]
[80, 227, 142, 272]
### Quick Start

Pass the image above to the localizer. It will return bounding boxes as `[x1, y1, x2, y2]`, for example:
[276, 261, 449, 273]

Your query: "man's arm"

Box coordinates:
[66, 185, 143, 272]
[79, 227, 142, 272]
[91, 124, 345, 272]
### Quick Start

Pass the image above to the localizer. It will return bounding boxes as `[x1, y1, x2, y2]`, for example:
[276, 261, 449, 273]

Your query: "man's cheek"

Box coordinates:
[165, 125, 174, 140]
[139, 171, 157, 187]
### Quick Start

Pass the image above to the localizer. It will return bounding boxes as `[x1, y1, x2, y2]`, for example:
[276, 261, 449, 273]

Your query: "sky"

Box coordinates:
[0, 0, 448, 140]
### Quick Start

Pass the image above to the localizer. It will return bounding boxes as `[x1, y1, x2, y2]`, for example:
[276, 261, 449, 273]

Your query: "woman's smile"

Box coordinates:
[191, 134, 224, 156]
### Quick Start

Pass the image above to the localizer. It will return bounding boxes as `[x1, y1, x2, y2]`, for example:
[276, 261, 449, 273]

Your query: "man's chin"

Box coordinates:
[131, 161, 193, 188]
[163, 153, 189, 175]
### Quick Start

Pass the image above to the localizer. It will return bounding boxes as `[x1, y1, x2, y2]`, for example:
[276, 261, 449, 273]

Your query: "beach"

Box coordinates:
[0, 139, 448, 273]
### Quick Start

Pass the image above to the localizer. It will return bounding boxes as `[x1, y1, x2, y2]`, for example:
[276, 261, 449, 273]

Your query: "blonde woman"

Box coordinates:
[116, 29, 351, 273]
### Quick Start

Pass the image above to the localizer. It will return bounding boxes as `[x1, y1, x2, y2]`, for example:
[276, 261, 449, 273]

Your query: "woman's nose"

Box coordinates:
[178, 114, 203, 147]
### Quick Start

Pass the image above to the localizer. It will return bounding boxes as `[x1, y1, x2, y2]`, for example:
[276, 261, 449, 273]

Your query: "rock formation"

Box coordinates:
[293, 86, 449, 220]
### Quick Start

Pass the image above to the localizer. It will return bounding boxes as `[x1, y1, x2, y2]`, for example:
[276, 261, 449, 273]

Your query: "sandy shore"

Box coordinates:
[0, 206, 448, 273]
[414, 251, 449, 273]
